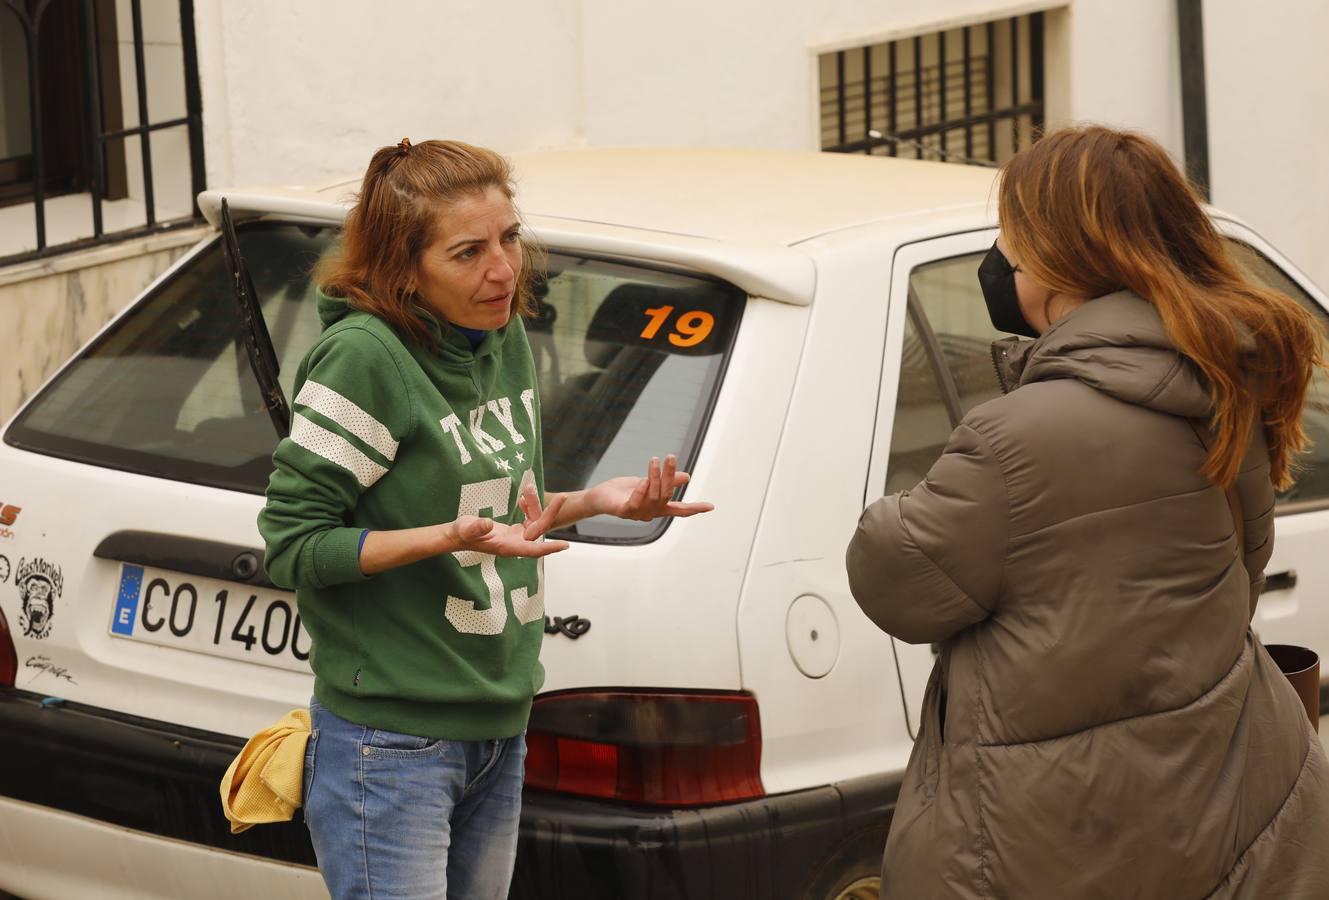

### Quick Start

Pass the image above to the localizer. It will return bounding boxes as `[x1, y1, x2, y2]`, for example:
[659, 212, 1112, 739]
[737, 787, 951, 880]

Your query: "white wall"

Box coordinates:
[194, 0, 583, 190]
[190, 0, 1327, 288]
[197, 0, 1072, 186]
[1065, 0, 1182, 159]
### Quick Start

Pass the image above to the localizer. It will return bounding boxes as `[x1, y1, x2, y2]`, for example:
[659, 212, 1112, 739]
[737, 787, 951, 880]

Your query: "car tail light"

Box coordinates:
[0, 604, 16, 687]
[524, 690, 764, 807]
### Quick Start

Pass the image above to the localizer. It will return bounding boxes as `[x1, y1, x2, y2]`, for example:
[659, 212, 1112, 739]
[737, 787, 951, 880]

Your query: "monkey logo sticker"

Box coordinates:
[16, 557, 62, 640]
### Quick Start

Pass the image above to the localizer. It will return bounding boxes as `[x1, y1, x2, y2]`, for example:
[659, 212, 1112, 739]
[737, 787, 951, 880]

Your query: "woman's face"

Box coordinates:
[994, 232, 1055, 334]
[414, 186, 523, 331]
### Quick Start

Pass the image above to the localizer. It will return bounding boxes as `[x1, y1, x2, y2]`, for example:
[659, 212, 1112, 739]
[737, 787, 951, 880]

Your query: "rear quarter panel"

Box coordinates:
[737, 230, 915, 795]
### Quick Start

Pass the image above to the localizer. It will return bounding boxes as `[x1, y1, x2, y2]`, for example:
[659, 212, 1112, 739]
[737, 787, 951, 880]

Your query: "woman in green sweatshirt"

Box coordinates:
[258, 138, 712, 900]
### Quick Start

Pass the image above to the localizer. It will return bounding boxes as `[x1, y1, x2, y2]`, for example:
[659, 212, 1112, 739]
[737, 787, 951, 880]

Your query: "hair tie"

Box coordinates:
[397, 137, 412, 157]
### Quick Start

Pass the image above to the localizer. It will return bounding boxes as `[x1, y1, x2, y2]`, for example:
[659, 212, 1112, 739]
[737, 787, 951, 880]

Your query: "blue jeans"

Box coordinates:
[302, 698, 527, 900]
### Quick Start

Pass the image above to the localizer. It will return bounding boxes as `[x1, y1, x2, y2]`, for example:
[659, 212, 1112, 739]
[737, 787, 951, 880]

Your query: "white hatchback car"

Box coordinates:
[1, 149, 1326, 900]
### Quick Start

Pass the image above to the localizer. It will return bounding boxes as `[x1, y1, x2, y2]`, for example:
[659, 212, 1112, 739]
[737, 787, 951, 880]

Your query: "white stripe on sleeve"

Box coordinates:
[290, 413, 389, 488]
[295, 379, 399, 461]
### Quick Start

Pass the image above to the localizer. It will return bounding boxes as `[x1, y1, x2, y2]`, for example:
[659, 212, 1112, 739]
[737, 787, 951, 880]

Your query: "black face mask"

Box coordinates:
[976, 242, 1038, 338]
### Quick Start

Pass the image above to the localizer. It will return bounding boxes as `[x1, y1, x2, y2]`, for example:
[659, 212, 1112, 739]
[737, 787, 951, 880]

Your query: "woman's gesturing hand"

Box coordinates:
[450, 485, 570, 558]
[585, 454, 715, 522]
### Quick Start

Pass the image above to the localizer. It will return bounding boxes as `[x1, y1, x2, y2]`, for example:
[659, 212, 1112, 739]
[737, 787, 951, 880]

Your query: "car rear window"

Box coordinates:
[5, 221, 743, 543]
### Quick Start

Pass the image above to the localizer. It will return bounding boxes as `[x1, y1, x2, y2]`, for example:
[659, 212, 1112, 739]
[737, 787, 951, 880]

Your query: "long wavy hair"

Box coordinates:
[999, 125, 1325, 490]
[317, 139, 542, 348]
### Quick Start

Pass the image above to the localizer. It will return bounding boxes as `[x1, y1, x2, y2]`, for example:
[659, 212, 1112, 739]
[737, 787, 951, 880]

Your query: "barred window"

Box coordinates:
[820, 13, 1046, 167]
[0, 0, 205, 264]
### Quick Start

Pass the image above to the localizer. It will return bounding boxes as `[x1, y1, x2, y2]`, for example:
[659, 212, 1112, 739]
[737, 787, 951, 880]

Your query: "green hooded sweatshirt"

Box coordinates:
[258, 291, 546, 739]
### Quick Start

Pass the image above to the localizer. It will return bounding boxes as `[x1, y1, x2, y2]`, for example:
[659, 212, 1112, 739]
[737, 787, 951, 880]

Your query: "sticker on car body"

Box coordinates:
[16, 557, 60, 639]
[25, 655, 76, 684]
[0, 503, 20, 540]
[544, 615, 591, 639]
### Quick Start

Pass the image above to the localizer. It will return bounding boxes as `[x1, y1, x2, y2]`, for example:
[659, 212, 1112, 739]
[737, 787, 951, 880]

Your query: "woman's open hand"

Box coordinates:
[450, 484, 570, 558]
[584, 454, 715, 522]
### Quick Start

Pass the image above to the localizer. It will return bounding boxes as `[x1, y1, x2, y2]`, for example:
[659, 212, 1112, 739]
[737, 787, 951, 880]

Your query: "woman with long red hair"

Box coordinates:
[848, 125, 1329, 898]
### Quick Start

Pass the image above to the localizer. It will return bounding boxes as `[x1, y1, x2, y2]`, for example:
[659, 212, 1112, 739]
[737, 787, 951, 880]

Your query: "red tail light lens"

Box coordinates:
[524, 690, 764, 807]
[0, 604, 16, 687]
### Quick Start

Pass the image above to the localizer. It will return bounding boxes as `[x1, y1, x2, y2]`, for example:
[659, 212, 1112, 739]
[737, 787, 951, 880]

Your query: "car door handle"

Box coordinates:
[94, 530, 276, 589]
[1264, 570, 1298, 593]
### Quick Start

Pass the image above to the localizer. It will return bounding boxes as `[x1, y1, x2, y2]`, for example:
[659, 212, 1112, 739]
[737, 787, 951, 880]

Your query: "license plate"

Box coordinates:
[108, 564, 312, 673]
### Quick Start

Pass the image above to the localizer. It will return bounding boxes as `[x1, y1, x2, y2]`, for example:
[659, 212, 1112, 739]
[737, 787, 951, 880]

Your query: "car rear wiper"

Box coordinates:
[220, 197, 291, 439]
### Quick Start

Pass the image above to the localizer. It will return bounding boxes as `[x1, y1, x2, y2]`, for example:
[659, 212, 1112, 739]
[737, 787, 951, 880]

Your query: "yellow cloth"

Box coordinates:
[220, 708, 311, 834]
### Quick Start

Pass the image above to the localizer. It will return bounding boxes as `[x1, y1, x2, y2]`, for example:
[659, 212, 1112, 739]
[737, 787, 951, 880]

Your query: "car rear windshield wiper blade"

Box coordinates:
[220, 197, 291, 439]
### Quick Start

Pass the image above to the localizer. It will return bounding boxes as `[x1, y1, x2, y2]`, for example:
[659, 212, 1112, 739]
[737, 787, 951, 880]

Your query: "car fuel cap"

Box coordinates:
[785, 594, 839, 678]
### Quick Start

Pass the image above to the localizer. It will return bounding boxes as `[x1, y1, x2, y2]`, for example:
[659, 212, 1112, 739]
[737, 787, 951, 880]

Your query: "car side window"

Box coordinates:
[529, 254, 744, 542]
[884, 251, 1002, 493]
[885, 308, 956, 494]
[1226, 242, 1329, 509]
[887, 243, 1329, 509]
[906, 252, 1005, 415]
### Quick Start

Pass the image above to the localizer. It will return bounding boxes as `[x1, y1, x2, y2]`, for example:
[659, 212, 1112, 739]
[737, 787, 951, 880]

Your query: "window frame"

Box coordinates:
[868, 221, 1329, 518]
[864, 226, 998, 508]
[535, 249, 747, 546]
[0, 0, 203, 264]
[0, 0, 128, 208]
[819, 13, 1046, 165]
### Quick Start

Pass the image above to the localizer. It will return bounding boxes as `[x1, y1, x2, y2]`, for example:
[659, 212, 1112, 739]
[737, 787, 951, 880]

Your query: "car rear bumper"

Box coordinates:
[0, 689, 898, 900]
[0, 796, 323, 900]
[0, 689, 315, 867]
[514, 776, 897, 900]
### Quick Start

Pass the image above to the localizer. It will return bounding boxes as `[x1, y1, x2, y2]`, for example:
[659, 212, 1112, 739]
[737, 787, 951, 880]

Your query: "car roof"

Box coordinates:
[204, 147, 999, 247]
[511, 147, 997, 245]
[199, 148, 1002, 306]
[198, 150, 1259, 306]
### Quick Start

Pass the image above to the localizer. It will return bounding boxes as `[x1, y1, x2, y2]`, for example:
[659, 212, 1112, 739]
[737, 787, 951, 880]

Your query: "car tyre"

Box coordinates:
[800, 826, 886, 900]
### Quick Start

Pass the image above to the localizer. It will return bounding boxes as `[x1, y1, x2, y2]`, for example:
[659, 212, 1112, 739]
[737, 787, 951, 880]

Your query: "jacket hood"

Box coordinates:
[998, 291, 1212, 418]
[316, 289, 509, 363]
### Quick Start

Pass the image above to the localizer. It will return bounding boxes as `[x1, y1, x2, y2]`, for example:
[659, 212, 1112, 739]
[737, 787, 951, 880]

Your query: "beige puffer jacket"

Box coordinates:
[847, 291, 1329, 899]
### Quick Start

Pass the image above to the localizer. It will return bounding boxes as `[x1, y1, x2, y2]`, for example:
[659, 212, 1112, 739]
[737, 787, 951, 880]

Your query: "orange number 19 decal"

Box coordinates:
[640, 305, 716, 348]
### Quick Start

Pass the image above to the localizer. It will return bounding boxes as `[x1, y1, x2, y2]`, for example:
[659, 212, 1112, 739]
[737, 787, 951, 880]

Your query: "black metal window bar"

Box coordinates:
[0, 0, 206, 266]
[821, 13, 1045, 166]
